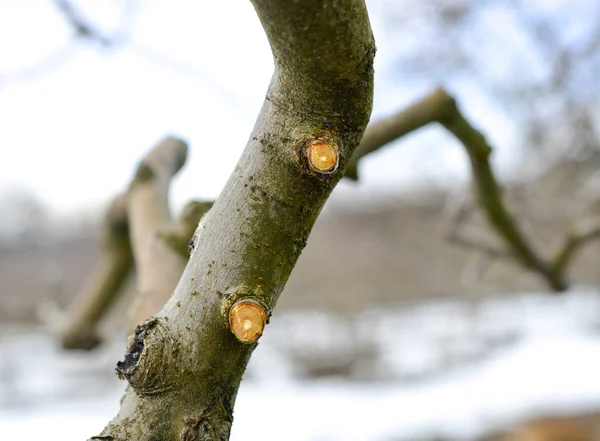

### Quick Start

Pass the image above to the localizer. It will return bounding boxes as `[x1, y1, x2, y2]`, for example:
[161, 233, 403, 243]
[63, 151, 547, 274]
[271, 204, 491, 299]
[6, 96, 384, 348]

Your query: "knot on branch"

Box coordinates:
[116, 317, 177, 395]
[306, 139, 339, 174]
[296, 135, 342, 178]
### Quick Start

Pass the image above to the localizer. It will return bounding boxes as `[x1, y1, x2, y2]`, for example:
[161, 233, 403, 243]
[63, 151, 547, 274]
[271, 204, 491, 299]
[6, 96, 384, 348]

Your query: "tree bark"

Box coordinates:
[91, 1, 375, 440]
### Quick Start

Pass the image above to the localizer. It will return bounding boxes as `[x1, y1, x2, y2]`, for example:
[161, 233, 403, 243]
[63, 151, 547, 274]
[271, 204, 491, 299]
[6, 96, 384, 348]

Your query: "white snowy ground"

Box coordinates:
[1, 289, 600, 441]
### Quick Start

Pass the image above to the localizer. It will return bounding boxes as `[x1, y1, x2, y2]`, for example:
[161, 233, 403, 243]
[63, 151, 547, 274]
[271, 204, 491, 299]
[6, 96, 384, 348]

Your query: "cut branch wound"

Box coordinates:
[228, 299, 267, 343]
[219, 285, 271, 344]
[306, 139, 339, 174]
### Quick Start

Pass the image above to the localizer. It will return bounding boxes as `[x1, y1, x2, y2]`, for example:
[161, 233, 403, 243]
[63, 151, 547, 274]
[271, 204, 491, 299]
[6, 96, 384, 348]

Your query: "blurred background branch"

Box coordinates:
[45, 193, 132, 350]
[350, 87, 600, 292]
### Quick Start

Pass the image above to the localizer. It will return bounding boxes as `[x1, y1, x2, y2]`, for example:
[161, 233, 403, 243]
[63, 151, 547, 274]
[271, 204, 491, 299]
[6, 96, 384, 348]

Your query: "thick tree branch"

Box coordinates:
[55, 140, 209, 349]
[125, 136, 190, 332]
[92, 2, 375, 440]
[57, 194, 132, 350]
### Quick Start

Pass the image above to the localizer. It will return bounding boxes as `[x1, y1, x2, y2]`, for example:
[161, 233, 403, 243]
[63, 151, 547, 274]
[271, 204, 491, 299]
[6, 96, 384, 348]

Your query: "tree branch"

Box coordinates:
[53, 0, 114, 46]
[551, 224, 600, 274]
[125, 136, 190, 332]
[437, 90, 568, 291]
[447, 232, 512, 259]
[57, 194, 132, 350]
[156, 200, 214, 259]
[347, 87, 599, 292]
[92, 1, 375, 439]
[346, 88, 451, 180]
[54, 139, 209, 350]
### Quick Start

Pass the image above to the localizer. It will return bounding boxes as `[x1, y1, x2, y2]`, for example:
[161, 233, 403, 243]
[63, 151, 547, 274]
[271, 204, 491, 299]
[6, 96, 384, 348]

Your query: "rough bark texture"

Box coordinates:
[58, 194, 132, 350]
[91, 1, 375, 440]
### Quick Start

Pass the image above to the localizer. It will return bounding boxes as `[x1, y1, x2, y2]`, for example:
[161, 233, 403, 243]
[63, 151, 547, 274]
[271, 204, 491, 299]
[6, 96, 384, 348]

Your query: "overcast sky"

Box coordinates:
[0, 0, 520, 217]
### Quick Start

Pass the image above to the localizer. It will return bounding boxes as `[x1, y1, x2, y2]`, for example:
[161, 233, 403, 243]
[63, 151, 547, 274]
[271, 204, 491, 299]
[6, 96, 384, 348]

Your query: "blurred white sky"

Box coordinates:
[0, 0, 521, 216]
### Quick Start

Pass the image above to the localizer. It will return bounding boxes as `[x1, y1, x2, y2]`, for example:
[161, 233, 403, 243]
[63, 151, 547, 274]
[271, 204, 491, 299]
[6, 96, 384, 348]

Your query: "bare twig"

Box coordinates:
[0, 44, 76, 89]
[460, 253, 495, 287]
[445, 201, 510, 259]
[551, 224, 600, 275]
[1, 0, 137, 88]
[346, 88, 451, 180]
[438, 90, 569, 291]
[349, 87, 600, 292]
[52, 0, 121, 46]
[447, 233, 511, 259]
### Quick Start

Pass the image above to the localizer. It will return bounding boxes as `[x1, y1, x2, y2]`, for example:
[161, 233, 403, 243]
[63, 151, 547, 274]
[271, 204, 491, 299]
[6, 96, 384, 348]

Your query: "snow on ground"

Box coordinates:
[1, 289, 600, 440]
